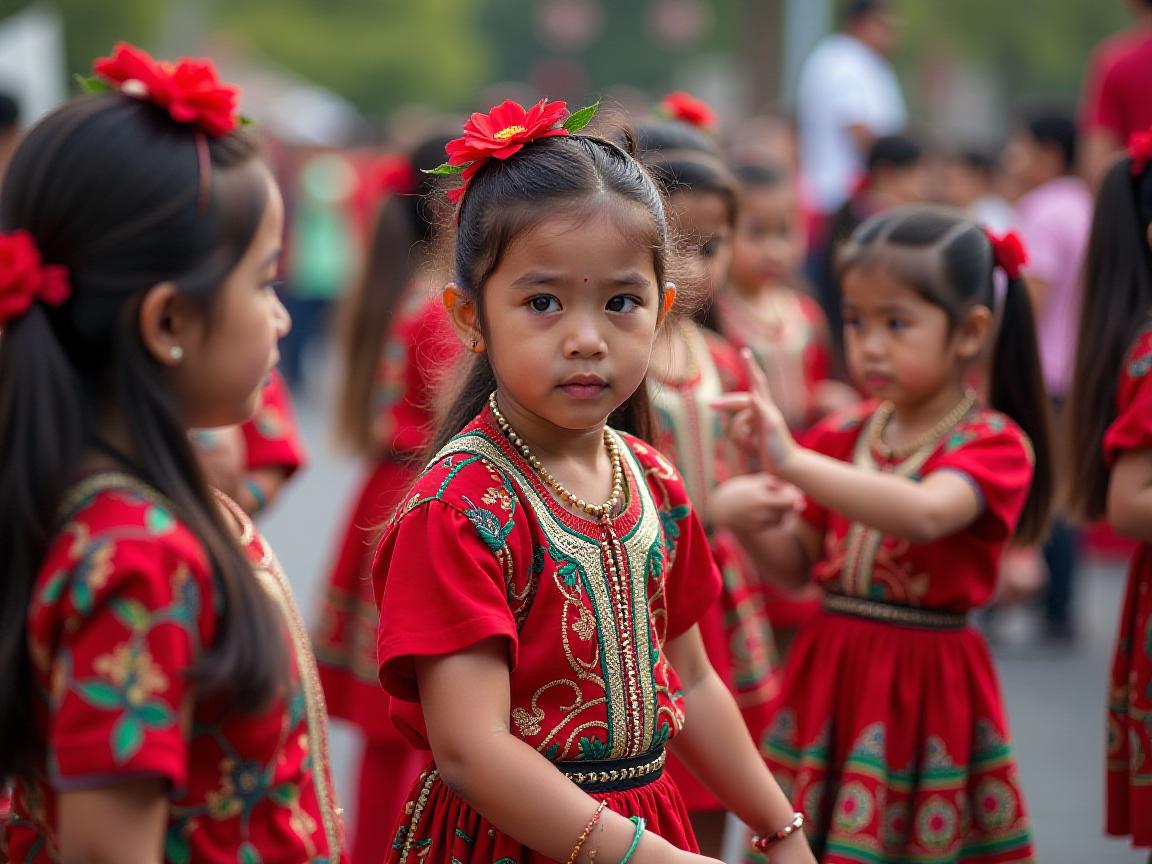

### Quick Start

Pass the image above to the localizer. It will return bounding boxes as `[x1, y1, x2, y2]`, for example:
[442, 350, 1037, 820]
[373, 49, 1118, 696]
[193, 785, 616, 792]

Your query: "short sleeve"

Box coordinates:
[929, 418, 1034, 542]
[373, 500, 518, 701]
[241, 370, 307, 475]
[1086, 52, 1125, 136]
[662, 504, 723, 641]
[46, 535, 209, 792]
[1104, 342, 1152, 464]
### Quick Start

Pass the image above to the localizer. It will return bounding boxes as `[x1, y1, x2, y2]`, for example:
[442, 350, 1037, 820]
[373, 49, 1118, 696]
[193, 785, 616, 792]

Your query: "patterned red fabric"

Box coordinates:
[647, 324, 780, 811]
[1101, 327, 1152, 847]
[753, 402, 1036, 863]
[241, 369, 307, 476]
[6, 475, 344, 862]
[372, 409, 722, 858]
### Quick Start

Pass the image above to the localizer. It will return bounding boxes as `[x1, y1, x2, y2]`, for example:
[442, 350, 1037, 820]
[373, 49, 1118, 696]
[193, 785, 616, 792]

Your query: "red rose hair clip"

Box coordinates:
[984, 228, 1029, 280]
[1128, 127, 1152, 177]
[80, 42, 242, 137]
[660, 91, 716, 131]
[427, 98, 599, 207]
[0, 230, 71, 328]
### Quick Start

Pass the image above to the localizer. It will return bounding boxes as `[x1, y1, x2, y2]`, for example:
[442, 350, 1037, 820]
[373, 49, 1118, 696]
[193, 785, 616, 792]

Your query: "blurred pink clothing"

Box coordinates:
[1013, 175, 1093, 397]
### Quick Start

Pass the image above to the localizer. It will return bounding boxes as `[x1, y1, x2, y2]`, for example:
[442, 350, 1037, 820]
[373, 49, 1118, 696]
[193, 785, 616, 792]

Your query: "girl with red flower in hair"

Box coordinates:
[371, 98, 815, 864]
[716, 206, 1052, 863]
[311, 131, 459, 864]
[1067, 127, 1152, 853]
[0, 44, 344, 862]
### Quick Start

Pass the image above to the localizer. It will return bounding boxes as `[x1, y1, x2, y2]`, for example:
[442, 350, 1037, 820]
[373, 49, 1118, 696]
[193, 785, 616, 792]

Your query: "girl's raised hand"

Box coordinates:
[712, 348, 799, 476]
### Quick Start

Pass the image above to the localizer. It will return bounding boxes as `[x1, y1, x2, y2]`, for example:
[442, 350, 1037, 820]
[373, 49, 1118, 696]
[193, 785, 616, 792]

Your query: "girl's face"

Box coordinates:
[729, 184, 804, 291]
[174, 169, 290, 428]
[669, 190, 733, 300]
[841, 265, 984, 407]
[475, 201, 665, 438]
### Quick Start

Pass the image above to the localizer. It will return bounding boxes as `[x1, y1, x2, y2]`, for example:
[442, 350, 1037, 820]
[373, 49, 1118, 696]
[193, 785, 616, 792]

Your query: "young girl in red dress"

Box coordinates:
[371, 99, 815, 864]
[1067, 128, 1152, 854]
[717, 206, 1053, 863]
[313, 134, 457, 864]
[636, 116, 782, 854]
[0, 44, 344, 862]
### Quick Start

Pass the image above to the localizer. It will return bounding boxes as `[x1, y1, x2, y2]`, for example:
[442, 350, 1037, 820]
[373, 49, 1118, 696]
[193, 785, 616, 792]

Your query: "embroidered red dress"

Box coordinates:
[312, 294, 457, 863]
[372, 409, 723, 862]
[1103, 327, 1152, 847]
[242, 369, 308, 478]
[753, 402, 1035, 864]
[5, 474, 344, 863]
[648, 323, 780, 811]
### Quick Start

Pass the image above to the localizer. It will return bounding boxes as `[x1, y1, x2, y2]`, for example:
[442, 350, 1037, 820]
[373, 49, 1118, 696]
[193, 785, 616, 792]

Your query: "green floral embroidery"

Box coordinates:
[651, 721, 672, 748]
[461, 496, 514, 552]
[578, 736, 610, 759]
[646, 535, 666, 582]
[549, 543, 587, 589]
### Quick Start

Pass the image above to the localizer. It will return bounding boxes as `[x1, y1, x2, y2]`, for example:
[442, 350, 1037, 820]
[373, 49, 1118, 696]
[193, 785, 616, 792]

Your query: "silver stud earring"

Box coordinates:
[169, 346, 184, 362]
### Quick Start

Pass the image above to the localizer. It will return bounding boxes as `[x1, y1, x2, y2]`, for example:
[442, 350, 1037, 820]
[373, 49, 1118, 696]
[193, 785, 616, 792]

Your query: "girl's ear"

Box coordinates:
[658, 283, 677, 323]
[443, 284, 485, 353]
[955, 303, 993, 361]
[138, 281, 200, 366]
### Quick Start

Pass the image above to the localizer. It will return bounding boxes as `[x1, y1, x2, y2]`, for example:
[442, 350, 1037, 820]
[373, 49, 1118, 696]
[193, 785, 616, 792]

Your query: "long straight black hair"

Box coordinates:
[840, 205, 1054, 543]
[429, 130, 671, 455]
[0, 94, 287, 779]
[1067, 155, 1152, 521]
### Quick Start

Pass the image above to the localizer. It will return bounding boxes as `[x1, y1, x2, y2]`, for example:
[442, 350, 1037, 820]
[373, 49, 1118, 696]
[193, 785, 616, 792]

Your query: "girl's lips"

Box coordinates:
[861, 372, 892, 389]
[559, 382, 608, 400]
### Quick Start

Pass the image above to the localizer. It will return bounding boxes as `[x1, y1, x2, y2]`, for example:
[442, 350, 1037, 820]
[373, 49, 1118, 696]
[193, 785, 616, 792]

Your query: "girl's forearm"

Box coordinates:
[779, 449, 967, 542]
[731, 525, 811, 588]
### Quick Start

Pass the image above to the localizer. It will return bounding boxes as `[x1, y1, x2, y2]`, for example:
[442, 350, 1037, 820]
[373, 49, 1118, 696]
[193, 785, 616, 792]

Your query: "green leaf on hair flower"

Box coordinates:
[136, 701, 174, 728]
[238, 114, 254, 127]
[423, 162, 467, 176]
[562, 101, 600, 134]
[75, 74, 112, 94]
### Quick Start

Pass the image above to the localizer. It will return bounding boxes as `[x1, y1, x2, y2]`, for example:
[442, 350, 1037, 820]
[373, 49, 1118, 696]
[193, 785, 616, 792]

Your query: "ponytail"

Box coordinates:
[989, 274, 1054, 543]
[0, 309, 85, 776]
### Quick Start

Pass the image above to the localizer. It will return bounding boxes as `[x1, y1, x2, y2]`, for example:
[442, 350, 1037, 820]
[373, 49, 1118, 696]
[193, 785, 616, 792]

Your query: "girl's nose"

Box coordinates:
[272, 291, 292, 339]
[565, 311, 607, 357]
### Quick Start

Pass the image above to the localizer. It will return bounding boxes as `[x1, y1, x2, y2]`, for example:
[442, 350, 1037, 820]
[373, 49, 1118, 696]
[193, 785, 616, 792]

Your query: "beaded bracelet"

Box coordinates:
[567, 800, 608, 864]
[619, 816, 646, 864]
[751, 812, 805, 851]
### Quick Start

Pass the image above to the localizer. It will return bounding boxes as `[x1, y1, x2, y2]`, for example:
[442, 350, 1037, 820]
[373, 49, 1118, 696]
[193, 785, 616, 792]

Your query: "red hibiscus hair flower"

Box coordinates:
[984, 228, 1029, 280]
[660, 91, 716, 130]
[0, 231, 71, 328]
[92, 42, 240, 137]
[1128, 127, 1152, 177]
[430, 98, 598, 206]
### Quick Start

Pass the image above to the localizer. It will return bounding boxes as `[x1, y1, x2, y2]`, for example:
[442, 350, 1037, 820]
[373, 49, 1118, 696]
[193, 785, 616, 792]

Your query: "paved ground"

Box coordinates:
[262, 380, 1148, 864]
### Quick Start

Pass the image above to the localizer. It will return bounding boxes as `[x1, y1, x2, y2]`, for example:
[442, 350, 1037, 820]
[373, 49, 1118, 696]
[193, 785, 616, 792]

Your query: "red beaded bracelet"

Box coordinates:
[751, 812, 805, 851]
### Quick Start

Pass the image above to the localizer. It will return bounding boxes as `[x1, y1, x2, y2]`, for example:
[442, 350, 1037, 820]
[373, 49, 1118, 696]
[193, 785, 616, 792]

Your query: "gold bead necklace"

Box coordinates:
[868, 389, 977, 461]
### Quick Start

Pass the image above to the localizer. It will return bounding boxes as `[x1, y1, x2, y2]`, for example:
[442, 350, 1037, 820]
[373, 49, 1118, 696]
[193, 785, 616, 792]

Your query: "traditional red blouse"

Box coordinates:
[6, 475, 344, 863]
[373, 409, 722, 761]
[799, 402, 1034, 611]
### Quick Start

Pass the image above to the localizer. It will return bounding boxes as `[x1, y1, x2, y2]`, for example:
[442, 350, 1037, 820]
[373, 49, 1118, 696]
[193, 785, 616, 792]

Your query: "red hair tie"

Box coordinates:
[0, 230, 71, 328]
[1128, 127, 1152, 177]
[85, 42, 242, 137]
[427, 98, 599, 212]
[660, 91, 717, 131]
[984, 228, 1029, 280]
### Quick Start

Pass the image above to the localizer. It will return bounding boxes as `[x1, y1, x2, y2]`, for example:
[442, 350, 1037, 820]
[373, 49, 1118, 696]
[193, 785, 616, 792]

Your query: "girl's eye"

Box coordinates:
[844, 315, 861, 329]
[701, 240, 717, 258]
[528, 295, 559, 313]
[888, 318, 907, 331]
[606, 295, 640, 313]
[264, 277, 285, 294]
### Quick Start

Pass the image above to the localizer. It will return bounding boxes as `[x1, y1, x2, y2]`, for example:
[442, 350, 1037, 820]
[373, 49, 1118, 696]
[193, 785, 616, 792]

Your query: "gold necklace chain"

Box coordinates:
[868, 389, 978, 461]
[488, 391, 624, 520]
